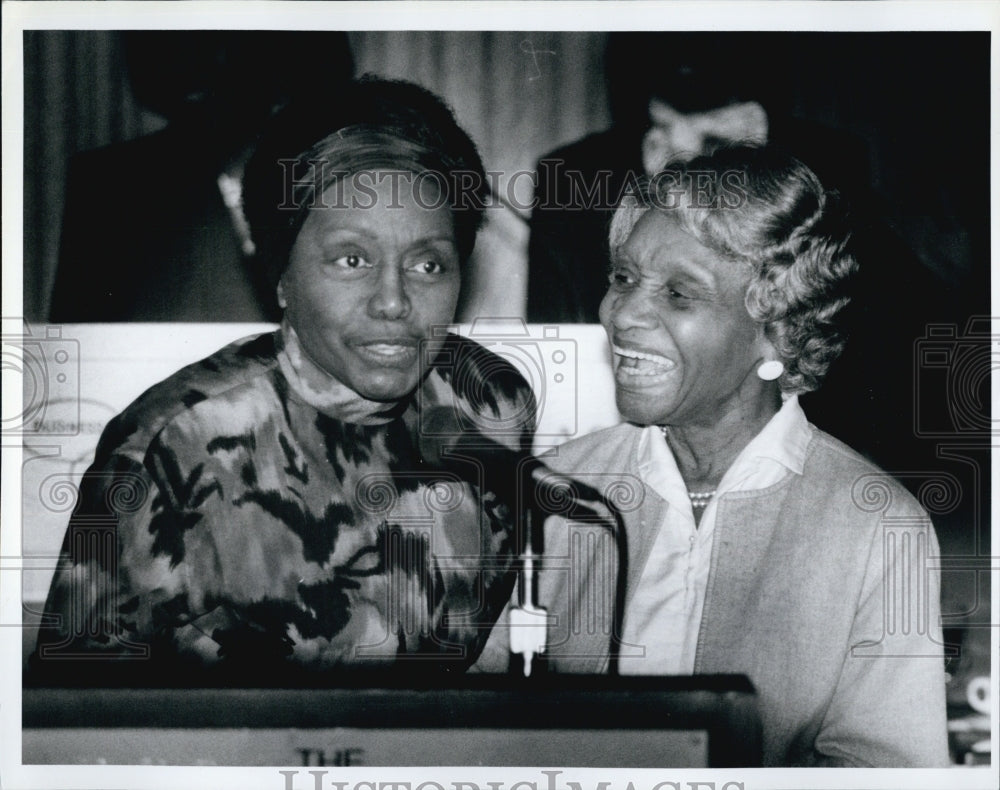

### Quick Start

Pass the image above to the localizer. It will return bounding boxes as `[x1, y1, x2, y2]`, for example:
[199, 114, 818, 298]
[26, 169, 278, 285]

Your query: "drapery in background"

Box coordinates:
[23, 31, 163, 321]
[22, 30, 610, 322]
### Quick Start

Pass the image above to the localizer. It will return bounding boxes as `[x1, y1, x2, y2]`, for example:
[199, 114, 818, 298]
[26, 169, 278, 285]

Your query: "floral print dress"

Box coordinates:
[33, 323, 534, 680]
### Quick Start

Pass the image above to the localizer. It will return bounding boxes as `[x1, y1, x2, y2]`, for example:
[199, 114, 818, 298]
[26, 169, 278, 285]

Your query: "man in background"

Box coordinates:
[49, 31, 353, 322]
[526, 33, 870, 325]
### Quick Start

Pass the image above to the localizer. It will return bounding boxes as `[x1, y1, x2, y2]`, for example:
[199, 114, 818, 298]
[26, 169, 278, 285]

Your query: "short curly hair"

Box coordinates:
[242, 75, 488, 290]
[608, 145, 858, 394]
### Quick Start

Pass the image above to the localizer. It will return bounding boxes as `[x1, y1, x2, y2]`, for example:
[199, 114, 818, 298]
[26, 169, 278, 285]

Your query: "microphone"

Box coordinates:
[416, 406, 606, 515]
[417, 406, 628, 676]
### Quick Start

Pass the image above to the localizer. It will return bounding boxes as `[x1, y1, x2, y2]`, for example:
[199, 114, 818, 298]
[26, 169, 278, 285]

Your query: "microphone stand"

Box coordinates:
[605, 504, 628, 677]
[508, 466, 629, 678]
[412, 410, 628, 678]
[509, 471, 548, 678]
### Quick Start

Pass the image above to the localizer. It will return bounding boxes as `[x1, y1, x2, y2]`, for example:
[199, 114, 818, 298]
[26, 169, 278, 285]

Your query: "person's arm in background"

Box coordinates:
[527, 155, 581, 323]
[526, 147, 621, 324]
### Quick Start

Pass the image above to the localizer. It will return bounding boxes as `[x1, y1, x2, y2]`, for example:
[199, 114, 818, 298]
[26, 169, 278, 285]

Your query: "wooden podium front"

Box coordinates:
[23, 676, 760, 767]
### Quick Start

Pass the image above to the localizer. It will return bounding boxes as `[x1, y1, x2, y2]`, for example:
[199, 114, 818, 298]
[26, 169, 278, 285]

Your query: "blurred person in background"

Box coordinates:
[527, 31, 967, 498]
[49, 31, 354, 322]
[526, 33, 871, 325]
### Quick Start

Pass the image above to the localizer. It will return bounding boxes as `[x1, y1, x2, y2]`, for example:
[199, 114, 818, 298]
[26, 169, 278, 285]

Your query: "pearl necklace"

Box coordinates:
[687, 490, 717, 508]
[658, 425, 717, 507]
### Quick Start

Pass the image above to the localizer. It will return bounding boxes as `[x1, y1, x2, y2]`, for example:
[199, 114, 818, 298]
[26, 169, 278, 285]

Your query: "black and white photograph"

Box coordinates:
[2, 2, 996, 789]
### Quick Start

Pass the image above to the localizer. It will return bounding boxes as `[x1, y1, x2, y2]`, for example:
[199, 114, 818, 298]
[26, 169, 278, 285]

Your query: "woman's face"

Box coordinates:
[281, 171, 461, 401]
[600, 209, 772, 427]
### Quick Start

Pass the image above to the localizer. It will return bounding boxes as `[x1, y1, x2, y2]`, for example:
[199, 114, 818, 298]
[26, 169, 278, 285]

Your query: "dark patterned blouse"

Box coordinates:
[33, 323, 534, 680]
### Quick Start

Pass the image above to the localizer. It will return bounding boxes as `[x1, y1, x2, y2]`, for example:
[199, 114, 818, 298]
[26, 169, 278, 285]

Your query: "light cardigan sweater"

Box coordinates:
[480, 421, 949, 767]
[621, 396, 813, 674]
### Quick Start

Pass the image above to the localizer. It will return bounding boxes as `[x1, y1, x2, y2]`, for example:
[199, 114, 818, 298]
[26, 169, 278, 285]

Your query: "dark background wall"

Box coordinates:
[22, 30, 988, 323]
[22, 30, 612, 321]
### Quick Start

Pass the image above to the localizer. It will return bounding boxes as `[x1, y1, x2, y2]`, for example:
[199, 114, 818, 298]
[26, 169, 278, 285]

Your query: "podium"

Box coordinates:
[23, 675, 760, 767]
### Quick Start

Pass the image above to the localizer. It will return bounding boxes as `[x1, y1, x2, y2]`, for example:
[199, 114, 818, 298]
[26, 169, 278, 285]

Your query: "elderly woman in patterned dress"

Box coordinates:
[33, 78, 534, 680]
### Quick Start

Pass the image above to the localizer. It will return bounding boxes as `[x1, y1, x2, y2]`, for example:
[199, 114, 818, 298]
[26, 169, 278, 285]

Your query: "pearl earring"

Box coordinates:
[757, 360, 784, 381]
[277, 282, 287, 310]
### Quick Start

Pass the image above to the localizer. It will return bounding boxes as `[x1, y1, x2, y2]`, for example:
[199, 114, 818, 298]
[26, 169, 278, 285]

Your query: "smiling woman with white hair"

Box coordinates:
[524, 145, 949, 766]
